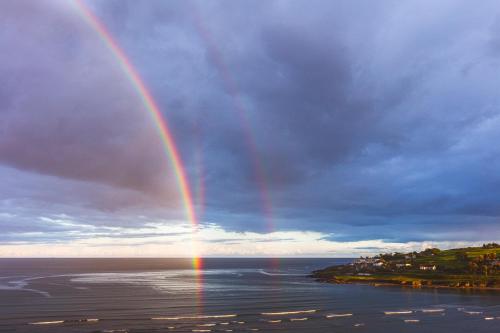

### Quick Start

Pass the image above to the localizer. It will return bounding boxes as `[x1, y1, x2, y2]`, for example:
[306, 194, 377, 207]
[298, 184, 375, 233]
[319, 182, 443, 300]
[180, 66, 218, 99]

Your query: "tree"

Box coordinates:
[456, 252, 469, 262]
[468, 261, 479, 274]
[430, 248, 441, 256]
[482, 265, 489, 277]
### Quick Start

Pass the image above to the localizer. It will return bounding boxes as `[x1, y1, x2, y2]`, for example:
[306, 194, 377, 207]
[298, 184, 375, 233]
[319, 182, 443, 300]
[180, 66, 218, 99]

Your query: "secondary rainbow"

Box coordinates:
[189, 5, 274, 230]
[73, 1, 200, 266]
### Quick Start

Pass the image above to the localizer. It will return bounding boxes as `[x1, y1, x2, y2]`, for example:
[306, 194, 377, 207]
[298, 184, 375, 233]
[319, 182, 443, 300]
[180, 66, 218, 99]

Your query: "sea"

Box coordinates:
[0, 258, 499, 332]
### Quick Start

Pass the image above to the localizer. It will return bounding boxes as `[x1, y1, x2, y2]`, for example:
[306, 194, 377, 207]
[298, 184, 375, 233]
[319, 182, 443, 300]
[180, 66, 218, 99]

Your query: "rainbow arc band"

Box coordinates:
[188, 3, 274, 230]
[73, 1, 200, 263]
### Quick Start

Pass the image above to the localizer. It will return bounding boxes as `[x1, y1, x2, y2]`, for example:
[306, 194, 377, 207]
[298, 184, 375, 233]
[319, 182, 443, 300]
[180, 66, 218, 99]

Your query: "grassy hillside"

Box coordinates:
[312, 243, 500, 289]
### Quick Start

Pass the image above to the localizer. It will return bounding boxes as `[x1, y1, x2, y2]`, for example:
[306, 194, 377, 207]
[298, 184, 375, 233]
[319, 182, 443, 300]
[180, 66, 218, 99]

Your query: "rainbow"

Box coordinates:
[73, 1, 200, 267]
[188, 4, 274, 231]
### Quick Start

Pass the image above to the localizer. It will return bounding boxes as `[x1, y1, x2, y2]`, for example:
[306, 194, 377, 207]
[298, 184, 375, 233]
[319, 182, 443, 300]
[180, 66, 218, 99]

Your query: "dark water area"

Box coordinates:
[0, 258, 499, 332]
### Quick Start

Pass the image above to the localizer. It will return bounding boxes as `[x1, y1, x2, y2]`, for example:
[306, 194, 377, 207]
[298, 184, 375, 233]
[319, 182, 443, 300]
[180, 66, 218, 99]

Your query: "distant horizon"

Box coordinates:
[0, 256, 351, 259]
[1, 241, 497, 259]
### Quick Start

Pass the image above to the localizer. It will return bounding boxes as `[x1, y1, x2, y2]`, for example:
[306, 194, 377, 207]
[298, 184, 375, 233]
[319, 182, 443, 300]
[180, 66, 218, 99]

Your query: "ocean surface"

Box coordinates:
[0, 258, 499, 333]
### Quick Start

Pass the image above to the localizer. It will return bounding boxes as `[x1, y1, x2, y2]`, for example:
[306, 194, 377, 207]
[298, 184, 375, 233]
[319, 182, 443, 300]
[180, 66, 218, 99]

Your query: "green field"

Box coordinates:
[312, 244, 500, 289]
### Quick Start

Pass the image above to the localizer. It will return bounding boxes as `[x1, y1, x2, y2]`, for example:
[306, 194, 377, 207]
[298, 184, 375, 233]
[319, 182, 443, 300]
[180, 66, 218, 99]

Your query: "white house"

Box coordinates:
[419, 265, 436, 271]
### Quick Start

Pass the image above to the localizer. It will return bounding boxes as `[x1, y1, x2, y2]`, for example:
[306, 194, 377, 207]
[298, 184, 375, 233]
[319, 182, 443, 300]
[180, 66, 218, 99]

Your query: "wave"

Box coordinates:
[421, 308, 445, 313]
[404, 319, 420, 323]
[0, 277, 51, 297]
[64, 318, 99, 323]
[384, 311, 412, 315]
[463, 311, 482, 315]
[29, 320, 64, 325]
[152, 314, 237, 320]
[258, 269, 304, 276]
[29, 318, 99, 325]
[326, 313, 353, 318]
[261, 309, 316, 316]
[0, 273, 96, 298]
[290, 317, 308, 321]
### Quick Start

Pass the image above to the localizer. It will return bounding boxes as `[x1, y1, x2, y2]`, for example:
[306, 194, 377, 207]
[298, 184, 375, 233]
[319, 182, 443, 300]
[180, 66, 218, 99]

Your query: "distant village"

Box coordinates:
[350, 244, 500, 275]
[353, 256, 437, 272]
[313, 244, 500, 289]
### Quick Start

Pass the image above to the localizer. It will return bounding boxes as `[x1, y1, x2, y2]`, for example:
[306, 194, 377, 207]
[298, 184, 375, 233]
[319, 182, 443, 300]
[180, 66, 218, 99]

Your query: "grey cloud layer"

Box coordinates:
[1, 0, 500, 243]
[0, 1, 182, 208]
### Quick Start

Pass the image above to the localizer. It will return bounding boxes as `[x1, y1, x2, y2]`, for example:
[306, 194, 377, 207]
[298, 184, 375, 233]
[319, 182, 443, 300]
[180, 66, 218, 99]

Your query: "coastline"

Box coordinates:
[312, 276, 500, 292]
[310, 244, 500, 292]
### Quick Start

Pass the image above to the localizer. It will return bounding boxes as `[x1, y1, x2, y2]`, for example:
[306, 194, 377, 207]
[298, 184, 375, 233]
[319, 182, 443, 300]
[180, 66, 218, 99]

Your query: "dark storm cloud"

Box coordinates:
[1, 0, 500, 244]
[0, 0, 182, 208]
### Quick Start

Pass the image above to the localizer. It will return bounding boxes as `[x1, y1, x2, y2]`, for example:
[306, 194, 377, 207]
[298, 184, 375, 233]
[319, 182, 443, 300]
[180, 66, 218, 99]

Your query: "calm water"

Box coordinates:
[0, 258, 499, 332]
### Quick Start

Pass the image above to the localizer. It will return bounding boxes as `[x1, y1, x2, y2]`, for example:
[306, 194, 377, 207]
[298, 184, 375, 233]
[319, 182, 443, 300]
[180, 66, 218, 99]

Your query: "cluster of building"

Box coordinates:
[352, 257, 438, 271]
[419, 264, 437, 271]
[353, 258, 384, 268]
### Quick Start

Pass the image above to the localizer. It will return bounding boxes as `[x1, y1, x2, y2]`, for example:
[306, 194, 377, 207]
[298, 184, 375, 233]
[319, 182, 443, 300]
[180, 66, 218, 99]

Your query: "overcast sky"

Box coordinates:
[1, 0, 500, 257]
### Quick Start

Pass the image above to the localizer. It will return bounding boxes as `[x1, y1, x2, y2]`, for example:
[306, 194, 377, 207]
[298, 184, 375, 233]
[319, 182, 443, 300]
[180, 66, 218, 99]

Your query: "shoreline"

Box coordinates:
[310, 244, 500, 292]
[313, 277, 500, 292]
